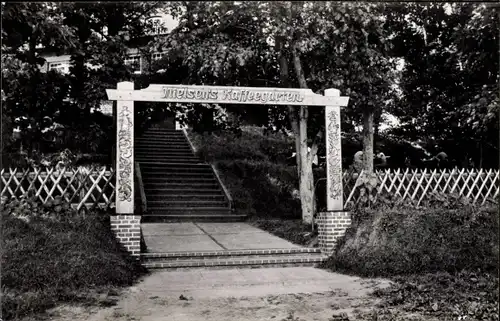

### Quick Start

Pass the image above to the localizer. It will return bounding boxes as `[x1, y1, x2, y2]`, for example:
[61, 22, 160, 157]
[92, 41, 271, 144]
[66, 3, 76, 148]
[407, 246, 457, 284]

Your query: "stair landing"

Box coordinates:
[141, 222, 326, 270]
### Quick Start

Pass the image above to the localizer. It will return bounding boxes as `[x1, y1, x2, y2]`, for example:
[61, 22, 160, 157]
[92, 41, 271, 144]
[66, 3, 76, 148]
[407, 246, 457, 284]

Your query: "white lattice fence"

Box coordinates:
[1, 167, 116, 210]
[343, 169, 499, 208]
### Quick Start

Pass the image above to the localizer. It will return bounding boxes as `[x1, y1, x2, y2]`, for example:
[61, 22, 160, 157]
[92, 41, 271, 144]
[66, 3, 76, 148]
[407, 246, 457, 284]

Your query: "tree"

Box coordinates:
[2, 2, 163, 157]
[386, 3, 499, 167]
[2, 3, 76, 153]
[147, 1, 396, 223]
[267, 2, 396, 218]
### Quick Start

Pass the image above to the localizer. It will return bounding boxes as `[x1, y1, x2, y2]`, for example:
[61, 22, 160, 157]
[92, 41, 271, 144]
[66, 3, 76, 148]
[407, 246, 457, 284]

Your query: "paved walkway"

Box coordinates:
[142, 222, 301, 252]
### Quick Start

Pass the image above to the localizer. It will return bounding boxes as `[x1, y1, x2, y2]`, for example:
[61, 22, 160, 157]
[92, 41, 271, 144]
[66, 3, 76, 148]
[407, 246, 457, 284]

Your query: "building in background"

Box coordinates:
[39, 11, 179, 117]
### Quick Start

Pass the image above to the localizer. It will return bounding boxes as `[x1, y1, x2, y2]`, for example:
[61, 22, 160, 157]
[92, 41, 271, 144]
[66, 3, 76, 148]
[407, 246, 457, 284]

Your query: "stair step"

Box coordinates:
[139, 140, 187, 144]
[148, 194, 226, 201]
[138, 135, 187, 138]
[140, 166, 211, 173]
[142, 130, 185, 133]
[143, 176, 218, 184]
[137, 155, 196, 159]
[146, 206, 231, 213]
[140, 132, 185, 135]
[141, 168, 215, 176]
[142, 254, 327, 270]
[144, 188, 223, 194]
[142, 172, 213, 177]
[137, 153, 195, 158]
[145, 183, 219, 189]
[136, 158, 201, 163]
[135, 144, 192, 148]
[138, 134, 186, 137]
[135, 147, 193, 155]
[140, 135, 186, 139]
[139, 141, 186, 143]
[136, 142, 191, 146]
[141, 214, 246, 223]
[148, 200, 228, 207]
[143, 130, 185, 133]
[136, 154, 198, 158]
[135, 147, 193, 152]
[138, 162, 208, 167]
[142, 248, 321, 261]
[137, 142, 189, 145]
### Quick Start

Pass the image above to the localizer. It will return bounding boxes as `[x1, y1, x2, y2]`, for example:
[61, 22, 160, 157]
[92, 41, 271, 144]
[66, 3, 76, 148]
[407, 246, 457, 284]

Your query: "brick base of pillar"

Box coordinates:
[110, 215, 141, 258]
[317, 211, 352, 255]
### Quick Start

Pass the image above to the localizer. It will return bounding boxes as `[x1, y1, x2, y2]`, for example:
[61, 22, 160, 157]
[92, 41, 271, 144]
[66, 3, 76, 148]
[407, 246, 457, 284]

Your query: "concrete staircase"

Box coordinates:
[135, 128, 245, 222]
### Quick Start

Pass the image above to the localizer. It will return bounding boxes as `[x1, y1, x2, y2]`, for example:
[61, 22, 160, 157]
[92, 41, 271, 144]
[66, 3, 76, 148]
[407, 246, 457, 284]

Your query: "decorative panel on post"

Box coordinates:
[324, 88, 343, 211]
[319, 88, 350, 256]
[109, 81, 139, 258]
[116, 82, 135, 214]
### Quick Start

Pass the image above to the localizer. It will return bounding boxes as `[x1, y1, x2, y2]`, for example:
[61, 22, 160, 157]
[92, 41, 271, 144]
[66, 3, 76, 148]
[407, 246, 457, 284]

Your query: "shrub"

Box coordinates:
[1, 197, 146, 320]
[188, 128, 302, 218]
[250, 219, 317, 246]
[322, 203, 499, 277]
[216, 160, 301, 218]
[190, 128, 294, 163]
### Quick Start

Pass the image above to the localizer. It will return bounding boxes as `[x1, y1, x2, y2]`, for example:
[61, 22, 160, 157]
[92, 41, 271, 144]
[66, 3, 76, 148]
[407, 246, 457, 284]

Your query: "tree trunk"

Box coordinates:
[373, 111, 381, 153]
[292, 39, 314, 224]
[276, 35, 301, 174]
[362, 109, 374, 173]
[298, 109, 314, 224]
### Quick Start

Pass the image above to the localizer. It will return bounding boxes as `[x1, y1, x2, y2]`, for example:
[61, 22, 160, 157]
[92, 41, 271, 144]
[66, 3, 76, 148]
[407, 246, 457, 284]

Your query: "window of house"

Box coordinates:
[152, 52, 164, 61]
[125, 55, 141, 74]
[48, 62, 69, 74]
[148, 17, 168, 35]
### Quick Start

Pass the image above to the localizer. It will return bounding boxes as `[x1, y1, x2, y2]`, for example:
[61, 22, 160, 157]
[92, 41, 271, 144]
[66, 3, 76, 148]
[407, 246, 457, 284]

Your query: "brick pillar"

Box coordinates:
[317, 211, 351, 255]
[110, 215, 141, 258]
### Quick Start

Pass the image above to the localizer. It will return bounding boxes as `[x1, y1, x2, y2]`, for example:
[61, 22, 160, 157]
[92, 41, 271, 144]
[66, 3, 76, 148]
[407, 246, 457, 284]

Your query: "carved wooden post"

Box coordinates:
[317, 88, 351, 255]
[324, 88, 343, 211]
[115, 81, 135, 213]
[110, 81, 140, 258]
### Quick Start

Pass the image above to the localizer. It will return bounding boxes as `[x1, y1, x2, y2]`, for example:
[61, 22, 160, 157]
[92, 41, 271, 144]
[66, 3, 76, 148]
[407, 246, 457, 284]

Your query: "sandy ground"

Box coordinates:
[24, 267, 435, 321]
[43, 291, 384, 321]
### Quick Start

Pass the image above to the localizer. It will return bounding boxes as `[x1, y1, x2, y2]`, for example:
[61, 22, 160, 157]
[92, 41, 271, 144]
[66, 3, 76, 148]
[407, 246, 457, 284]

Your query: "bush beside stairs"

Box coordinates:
[135, 128, 326, 269]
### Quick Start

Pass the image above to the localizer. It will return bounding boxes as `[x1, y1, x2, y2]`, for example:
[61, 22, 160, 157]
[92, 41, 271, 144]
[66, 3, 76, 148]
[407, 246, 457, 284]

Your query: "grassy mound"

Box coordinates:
[188, 128, 302, 218]
[321, 204, 499, 320]
[2, 201, 146, 320]
[322, 204, 498, 277]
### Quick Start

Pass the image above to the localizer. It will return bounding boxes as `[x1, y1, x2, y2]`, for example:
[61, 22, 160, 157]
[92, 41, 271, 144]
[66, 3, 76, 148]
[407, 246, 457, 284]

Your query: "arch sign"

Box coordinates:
[106, 82, 349, 215]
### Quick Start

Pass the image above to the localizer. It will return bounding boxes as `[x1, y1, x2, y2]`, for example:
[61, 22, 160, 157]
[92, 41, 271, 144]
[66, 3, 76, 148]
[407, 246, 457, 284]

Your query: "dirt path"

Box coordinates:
[43, 292, 385, 321]
[27, 268, 435, 321]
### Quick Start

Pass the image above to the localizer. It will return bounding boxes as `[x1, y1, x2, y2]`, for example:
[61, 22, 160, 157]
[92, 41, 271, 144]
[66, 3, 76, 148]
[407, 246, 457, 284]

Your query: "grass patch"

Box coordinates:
[2, 201, 147, 320]
[322, 204, 498, 277]
[216, 160, 301, 218]
[190, 126, 294, 163]
[367, 271, 499, 321]
[321, 203, 499, 320]
[188, 128, 303, 218]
